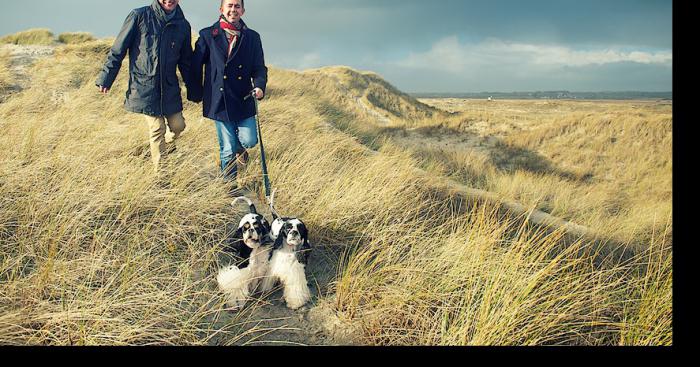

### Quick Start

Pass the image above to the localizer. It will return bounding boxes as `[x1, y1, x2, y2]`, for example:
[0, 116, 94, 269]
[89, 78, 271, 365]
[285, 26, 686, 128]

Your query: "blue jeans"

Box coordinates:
[214, 116, 258, 180]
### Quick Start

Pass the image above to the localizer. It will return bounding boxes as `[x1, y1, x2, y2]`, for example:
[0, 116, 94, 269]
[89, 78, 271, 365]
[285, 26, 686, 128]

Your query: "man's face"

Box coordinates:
[221, 0, 245, 23]
[158, 0, 179, 13]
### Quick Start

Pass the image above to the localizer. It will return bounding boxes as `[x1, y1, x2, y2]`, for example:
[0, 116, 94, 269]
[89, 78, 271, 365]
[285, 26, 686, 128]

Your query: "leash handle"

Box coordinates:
[251, 80, 272, 202]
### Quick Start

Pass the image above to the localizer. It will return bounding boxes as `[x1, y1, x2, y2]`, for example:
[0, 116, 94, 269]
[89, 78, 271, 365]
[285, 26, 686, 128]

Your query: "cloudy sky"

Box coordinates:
[0, 0, 672, 93]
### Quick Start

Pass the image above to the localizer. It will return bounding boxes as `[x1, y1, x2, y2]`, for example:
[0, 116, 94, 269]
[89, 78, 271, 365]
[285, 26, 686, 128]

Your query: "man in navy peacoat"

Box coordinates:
[188, 0, 267, 191]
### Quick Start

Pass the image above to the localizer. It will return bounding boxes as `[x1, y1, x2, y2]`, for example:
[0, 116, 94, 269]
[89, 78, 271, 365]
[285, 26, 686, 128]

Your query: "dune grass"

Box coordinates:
[332, 94, 672, 247]
[57, 32, 96, 45]
[0, 49, 13, 93]
[0, 35, 672, 345]
[0, 29, 55, 46]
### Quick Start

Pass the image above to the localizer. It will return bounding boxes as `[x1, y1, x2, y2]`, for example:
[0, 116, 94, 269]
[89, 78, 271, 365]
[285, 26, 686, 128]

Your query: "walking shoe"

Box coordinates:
[235, 150, 249, 166]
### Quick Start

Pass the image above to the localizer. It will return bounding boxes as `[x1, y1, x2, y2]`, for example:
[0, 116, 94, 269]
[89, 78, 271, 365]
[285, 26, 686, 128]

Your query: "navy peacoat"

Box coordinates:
[188, 19, 268, 123]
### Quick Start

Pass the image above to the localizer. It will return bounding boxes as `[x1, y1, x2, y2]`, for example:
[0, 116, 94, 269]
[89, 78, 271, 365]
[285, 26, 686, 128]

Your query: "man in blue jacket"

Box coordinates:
[188, 0, 268, 192]
[96, 0, 193, 173]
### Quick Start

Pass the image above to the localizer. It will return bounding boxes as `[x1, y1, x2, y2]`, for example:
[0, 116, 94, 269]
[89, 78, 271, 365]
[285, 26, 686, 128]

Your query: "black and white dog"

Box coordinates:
[217, 197, 273, 310]
[260, 191, 313, 310]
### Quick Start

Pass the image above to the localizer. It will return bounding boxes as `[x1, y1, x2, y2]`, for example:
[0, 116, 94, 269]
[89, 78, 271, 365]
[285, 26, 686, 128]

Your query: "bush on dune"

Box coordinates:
[0, 28, 55, 45]
[57, 32, 96, 44]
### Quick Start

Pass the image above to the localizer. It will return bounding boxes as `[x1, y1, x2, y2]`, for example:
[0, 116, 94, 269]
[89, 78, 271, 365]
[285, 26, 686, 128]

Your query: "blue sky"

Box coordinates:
[0, 0, 672, 93]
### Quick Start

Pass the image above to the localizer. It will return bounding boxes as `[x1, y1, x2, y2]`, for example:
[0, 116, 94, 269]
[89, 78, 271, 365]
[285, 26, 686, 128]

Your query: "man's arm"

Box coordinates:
[179, 25, 193, 91]
[251, 32, 268, 99]
[187, 33, 207, 103]
[95, 10, 139, 92]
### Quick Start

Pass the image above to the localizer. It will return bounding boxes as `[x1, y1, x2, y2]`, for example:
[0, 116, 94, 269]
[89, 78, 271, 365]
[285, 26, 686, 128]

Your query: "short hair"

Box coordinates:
[221, 0, 244, 8]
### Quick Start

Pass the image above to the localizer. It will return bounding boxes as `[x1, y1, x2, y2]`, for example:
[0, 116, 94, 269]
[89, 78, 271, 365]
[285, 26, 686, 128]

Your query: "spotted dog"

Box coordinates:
[217, 196, 273, 310]
[260, 191, 312, 310]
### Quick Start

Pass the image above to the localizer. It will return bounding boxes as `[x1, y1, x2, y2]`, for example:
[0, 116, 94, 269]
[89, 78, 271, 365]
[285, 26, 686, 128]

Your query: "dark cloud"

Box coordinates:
[0, 0, 672, 92]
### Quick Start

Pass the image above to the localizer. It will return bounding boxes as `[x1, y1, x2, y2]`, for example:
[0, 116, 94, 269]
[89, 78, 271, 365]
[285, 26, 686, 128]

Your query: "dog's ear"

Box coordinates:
[236, 241, 253, 268]
[226, 227, 244, 253]
[260, 216, 271, 234]
[273, 231, 285, 250]
[296, 239, 312, 265]
[298, 221, 309, 240]
[294, 238, 311, 265]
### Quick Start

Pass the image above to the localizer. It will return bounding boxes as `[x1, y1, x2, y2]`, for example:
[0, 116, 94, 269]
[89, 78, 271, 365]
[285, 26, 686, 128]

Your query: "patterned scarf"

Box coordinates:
[219, 15, 242, 57]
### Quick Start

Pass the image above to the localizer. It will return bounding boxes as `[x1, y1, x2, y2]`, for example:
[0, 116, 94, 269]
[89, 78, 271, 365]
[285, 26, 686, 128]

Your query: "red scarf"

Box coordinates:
[219, 16, 241, 57]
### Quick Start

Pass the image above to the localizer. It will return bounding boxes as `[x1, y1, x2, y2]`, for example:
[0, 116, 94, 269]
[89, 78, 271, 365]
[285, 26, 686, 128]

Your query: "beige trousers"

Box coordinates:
[144, 111, 186, 171]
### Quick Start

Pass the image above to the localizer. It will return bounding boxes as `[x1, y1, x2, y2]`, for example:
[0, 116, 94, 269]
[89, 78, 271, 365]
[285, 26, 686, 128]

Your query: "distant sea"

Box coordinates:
[410, 91, 672, 100]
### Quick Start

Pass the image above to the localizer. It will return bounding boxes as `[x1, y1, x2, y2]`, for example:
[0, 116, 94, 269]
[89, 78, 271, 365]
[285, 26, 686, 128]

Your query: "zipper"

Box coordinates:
[159, 21, 174, 116]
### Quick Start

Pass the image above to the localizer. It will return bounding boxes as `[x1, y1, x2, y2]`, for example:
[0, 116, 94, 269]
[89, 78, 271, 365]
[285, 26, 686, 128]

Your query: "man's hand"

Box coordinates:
[98, 85, 110, 94]
[253, 87, 264, 100]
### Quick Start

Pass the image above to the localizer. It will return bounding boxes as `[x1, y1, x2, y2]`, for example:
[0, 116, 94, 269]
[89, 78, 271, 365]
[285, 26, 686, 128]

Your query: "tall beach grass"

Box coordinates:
[0, 34, 672, 345]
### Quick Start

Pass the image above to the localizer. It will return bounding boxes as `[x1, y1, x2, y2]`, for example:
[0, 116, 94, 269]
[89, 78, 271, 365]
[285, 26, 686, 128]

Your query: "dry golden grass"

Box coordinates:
[354, 98, 673, 247]
[0, 34, 672, 345]
[57, 32, 96, 44]
[0, 28, 55, 45]
[0, 49, 12, 93]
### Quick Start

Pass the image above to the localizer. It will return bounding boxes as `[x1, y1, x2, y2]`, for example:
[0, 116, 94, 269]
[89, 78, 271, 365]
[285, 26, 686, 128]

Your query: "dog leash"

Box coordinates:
[246, 80, 273, 205]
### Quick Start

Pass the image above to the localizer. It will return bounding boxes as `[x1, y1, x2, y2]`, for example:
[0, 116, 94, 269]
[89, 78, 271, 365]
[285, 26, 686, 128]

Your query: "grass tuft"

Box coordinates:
[1, 29, 55, 45]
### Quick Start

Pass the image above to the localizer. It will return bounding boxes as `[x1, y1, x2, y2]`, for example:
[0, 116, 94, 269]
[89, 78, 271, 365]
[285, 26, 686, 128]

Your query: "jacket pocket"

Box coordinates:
[131, 72, 156, 100]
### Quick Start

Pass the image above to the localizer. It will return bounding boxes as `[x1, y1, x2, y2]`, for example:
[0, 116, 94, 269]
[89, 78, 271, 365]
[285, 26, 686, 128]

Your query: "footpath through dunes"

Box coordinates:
[0, 37, 671, 345]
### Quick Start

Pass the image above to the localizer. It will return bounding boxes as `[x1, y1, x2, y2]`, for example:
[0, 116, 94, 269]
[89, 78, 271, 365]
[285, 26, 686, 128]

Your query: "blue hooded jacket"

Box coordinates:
[95, 0, 193, 117]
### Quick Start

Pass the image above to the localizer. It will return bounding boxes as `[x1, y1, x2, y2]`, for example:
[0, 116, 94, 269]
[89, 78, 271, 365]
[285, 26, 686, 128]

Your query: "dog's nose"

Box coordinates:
[290, 230, 299, 237]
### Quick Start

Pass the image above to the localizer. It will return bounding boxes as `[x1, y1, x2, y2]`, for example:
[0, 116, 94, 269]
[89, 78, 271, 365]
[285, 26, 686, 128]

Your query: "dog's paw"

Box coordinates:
[285, 300, 306, 310]
[285, 289, 312, 310]
[225, 296, 248, 311]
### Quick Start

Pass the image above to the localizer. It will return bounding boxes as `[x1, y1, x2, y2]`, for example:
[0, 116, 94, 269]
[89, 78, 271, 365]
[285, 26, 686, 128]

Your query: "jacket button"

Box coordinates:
[220, 87, 224, 92]
[239, 65, 243, 69]
[223, 75, 227, 80]
[238, 76, 242, 80]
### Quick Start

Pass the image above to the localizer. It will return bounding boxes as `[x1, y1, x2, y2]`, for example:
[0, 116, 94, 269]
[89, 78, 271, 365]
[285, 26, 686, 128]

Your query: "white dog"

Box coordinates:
[260, 193, 312, 310]
[217, 197, 273, 310]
